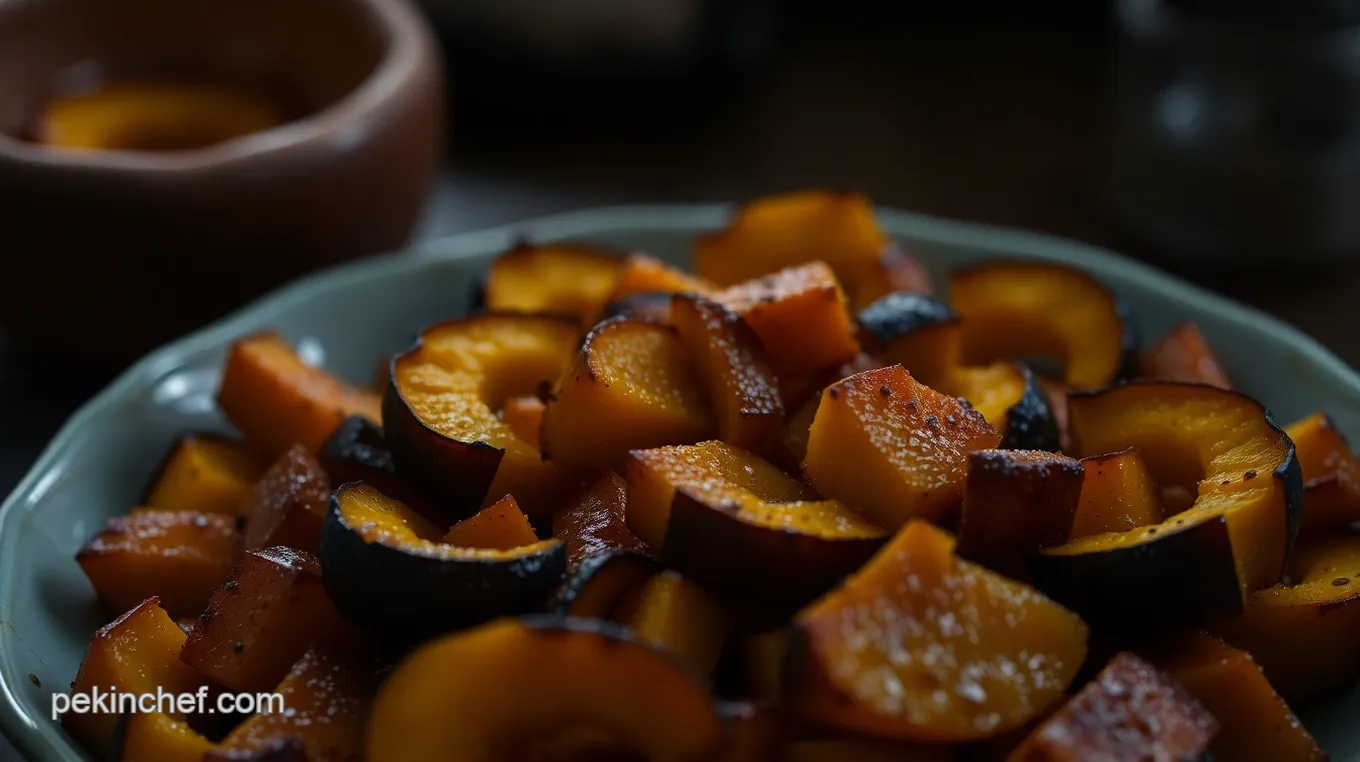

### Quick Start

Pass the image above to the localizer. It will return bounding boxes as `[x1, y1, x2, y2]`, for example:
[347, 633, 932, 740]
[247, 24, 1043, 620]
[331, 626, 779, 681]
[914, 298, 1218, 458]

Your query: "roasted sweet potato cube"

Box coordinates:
[958, 449, 1084, 559]
[500, 394, 546, 450]
[65, 598, 208, 754]
[1286, 411, 1360, 536]
[1141, 322, 1232, 389]
[1069, 448, 1162, 540]
[442, 494, 538, 550]
[609, 254, 717, 302]
[241, 445, 332, 554]
[552, 471, 649, 566]
[541, 317, 714, 472]
[803, 366, 1001, 529]
[713, 262, 860, 378]
[480, 242, 622, 326]
[181, 547, 353, 693]
[615, 570, 727, 677]
[1007, 653, 1216, 761]
[145, 434, 264, 515]
[77, 509, 241, 619]
[218, 333, 381, 460]
[671, 294, 783, 452]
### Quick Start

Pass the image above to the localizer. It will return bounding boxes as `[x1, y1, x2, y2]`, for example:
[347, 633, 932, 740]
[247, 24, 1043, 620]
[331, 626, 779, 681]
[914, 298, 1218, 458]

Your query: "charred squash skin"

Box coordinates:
[365, 617, 726, 762]
[552, 471, 651, 567]
[319, 483, 566, 643]
[318, 415, 439, 519]
[1029, 382, 1302, 625]
[546, 550, 660, 618]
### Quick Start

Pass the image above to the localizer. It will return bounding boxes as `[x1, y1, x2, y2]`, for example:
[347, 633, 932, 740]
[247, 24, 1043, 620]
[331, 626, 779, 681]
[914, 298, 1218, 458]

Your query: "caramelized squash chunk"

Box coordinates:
[790, 521, 1087, 742]
[957, 449, 1084, 559]
[610, 253, 717, 301]
[851, 244, 936, 310]
[1285, 411, 1360, 536]
[241, 445, 332, 554]
[65, 598, 208, 754]
[802, 366, 1002, 529]
[713, 261, 861, 378]
[627, 441, 886, 605]
[442, 494, 538, 550]
[1141, 322, 1232, 389]
[117, 711, 215, 762]
[500, 394, 546, 450]
[481, 242, 621, 325]
[385, 314, 580, 521]
[616, 570, 728, 677]
[671, 293, 784, 452]
[1007, 653, 1216, 762]
[1068, 448, 1162, 541]
[317, 415, 436, 516]
[541, 317, 714, 472]
[145, 434, 263, 515]
[366, 617, 725, 762]
[548, 551, 659, 618]
[218, 333, 381, 459]
[77, 509, 240, 619]
[553, 472, 650, 566]
[181, 547, 352, 694]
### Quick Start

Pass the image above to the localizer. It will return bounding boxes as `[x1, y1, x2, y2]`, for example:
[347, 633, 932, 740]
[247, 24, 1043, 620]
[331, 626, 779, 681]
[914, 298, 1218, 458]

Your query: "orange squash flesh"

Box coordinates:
[65, 598, 208, 755]
[553, 472, 650, 566]
[1153, 633, 1325, 762]
[1006, 653, 1216, 762]
[1068, 448, 1162, 540]
[180, 547, 353, 694]
[541, 317, 715, 472]
[851, 244, 936, 310]
[366, 617, 726, 762]
[144, 434, 263, 515]
[385, 314, 581, 521]
[615, 570, 728, 677]
[1141, 322, 1232, 389]
[802, 366, 1002, 529]
[442, 494, 539, 550]
[713, 261, 861, 378]
[671, 293, 784, 452]
[501, 394, 547, 450]
[610, 254, 717, 302]
[1286, 411, 1360, 536]
[240, 445, 332, 554]
[957, 449, 1084, 559]
[76, 509, 240, 620]
[481, 242, 622, 326]
[1209, 532, 1360, 702]
[949, 261, 1133, 390]
[218, 333, 382, 460]
[627, 441, 885, 604]
[790, 521, 1088, 743]
[117, 711, 215, 761]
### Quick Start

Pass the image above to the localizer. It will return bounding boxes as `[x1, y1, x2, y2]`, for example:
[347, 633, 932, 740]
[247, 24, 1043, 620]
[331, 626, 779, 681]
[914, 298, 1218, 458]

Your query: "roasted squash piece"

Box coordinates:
[949, 261, 1136, 389]
[1152, 633, 1325, 762]
[218, 333, 381, 460]
[547, 551, 659, 618]
[858, 292, 961, 384]
[480, 242, 622, 325]
[802, 366, 1002, 529]
[1068, 448, 1162, 541]
[713, 261, 861, 378]
[770, 397, 819, 474]
[1141, 322, 1232, 389]
[616, 569, 727, 677]
[1286, 411, 1360, 536]
[789, 521, 1087, 742]
[671, 293, 784, 452]
[782, 739, 956, 762]
[627, 441, 886, 605]
[181, 547, 353, 693]
[442, 494, 538, 550]
[240, 445, 332, 554]
[384, 313, 580, 521]
[145, 433, 264, 515]
[500, 394, 546, 450]
[957, 450, 1084, 559]
[1006, 653, 1216, 762]
[77, 509, 241, 619]
[317, 415, 436, 517]
[851, 244, 936, 310]
[1030, 382, 1302, 624]
[366, 617, 726, 762]
[1209, 532, 1360, 702]
[117, 711, 215, 762]
[65, 598, 207, 754]
[215, 647, 373, 762]
[552, 472, 650, 566]
[1037, 378, 1072, 454]
[319, 483, 566, 641]
[610, 253, 717, 302]
[541, 317, 714, 472]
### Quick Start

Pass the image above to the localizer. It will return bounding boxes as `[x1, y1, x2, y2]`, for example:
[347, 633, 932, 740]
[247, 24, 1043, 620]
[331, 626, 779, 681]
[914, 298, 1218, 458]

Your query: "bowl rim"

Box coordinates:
[0, 0, 437, 174]
[2, 202, 1358, 760]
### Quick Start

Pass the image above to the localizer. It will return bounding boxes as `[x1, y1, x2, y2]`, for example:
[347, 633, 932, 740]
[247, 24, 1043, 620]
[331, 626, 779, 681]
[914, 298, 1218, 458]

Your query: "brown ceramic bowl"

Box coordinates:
[0, 0, 443, 368]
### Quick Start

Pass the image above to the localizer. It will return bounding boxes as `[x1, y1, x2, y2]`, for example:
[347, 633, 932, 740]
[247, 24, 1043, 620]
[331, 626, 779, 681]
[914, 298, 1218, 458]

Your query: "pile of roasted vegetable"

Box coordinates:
[67, 191, 1359, 761]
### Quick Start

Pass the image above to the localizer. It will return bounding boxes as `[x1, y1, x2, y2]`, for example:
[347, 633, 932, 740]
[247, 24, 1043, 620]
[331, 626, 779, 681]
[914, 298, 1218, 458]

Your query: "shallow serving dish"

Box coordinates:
[1, 204, 1358, 760]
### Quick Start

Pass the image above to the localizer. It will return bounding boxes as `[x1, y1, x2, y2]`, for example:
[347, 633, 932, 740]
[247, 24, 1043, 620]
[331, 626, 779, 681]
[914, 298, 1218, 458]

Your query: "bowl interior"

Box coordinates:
[2, 204, 1359, 760]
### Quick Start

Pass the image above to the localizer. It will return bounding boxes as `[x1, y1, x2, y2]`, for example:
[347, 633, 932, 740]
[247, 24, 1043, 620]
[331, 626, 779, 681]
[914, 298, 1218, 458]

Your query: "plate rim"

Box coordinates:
[2, 202, 1358, 759]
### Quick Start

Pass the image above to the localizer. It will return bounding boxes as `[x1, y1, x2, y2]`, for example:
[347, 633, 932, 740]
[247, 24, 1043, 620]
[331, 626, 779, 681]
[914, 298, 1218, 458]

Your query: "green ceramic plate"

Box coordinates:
[2, 205, 1358, 760]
